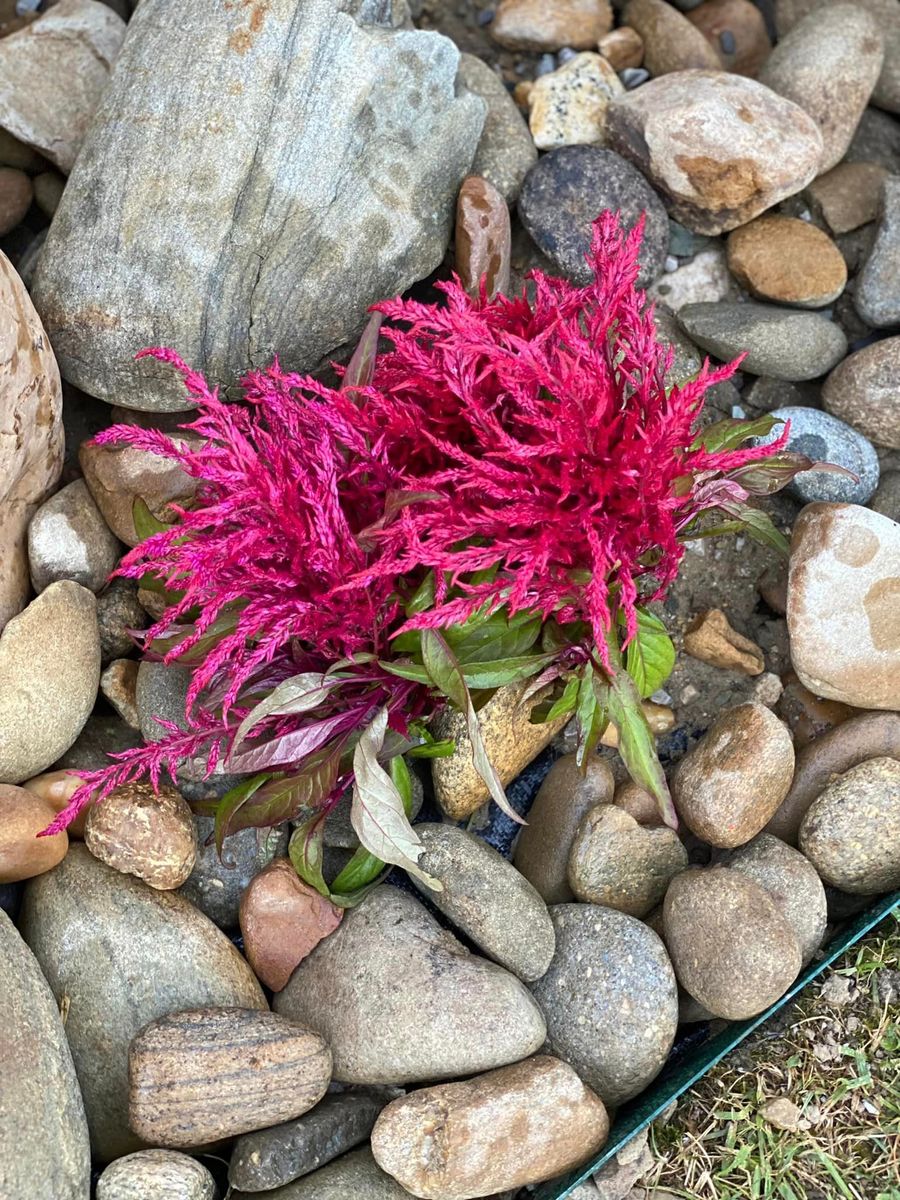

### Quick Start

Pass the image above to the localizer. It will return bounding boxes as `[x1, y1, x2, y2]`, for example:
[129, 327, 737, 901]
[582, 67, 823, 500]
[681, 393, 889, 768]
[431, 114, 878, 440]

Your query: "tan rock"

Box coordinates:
[683, 608, 765, 675]
[0, 0, 126, 173]
[567, 805, 687, 916]
[78, 436, 199, 547]
[0, 166, 32, 235]
[0, 782, 68, 882]
[598, 26, 644, 71]
[663, 867, 802, 1019]
[22, 769, 91, 837]
[239, 857, 343, 992]
[84, 782, 197, 890]
[0, 250, 63, 632]
[490, 0, 613, 52]
[528, 52, 624, 151]
[128, 1008, 332, 1146]
[686, 0, 772, 76]
[776, 670, 854, 747]
[371, 1056, 609, 1199]
[766, 710, 900, 844]
[672, 702, 795, 848]
[455, 175, 510, 301]
[33, 170, 65, 218]
[601, 700, 674, 746]
[513, 754, 615, 903]
[96, 1149, 216, 1200]
[787, 503, 900, 710]
[432, 679, 569, 820]
[614, 778, 663, 825]
[823, 337, 900, 451]
[806, 161, 888, 234]
[99, 658, 140, 728]
[623, 0, 721, 75]
[606, 71, 824, 236]
[726, 215, 847, 308]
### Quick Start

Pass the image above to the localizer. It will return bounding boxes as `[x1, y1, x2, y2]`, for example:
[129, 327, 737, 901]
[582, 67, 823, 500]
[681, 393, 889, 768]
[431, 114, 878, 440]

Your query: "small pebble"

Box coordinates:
[536, 53, 556, 76]
[621, 66, 649, 88]
[477, 8, 495, 25]
[528, 53, 623, 149]
[558, 45, 578, 63]
[664, 255, 678, 272]
[719, 29, 735, 53]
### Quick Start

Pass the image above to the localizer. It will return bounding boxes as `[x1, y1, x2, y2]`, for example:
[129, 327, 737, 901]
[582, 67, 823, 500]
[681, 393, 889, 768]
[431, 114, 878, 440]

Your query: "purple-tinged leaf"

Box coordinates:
[214, 772, 272, 855]
[226, 712, 351, 772]
[730, 453, 858, 497]
[342, 311, 383, 392]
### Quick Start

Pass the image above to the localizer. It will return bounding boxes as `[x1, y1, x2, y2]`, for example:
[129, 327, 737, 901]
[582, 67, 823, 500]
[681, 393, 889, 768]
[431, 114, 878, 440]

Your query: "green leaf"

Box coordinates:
[231, 672, 334, 755]
[407, 739, 456, 759]
[623, 608, 676, 699]
[132, 496, 173, 540]
[405, 571, 436, 617]
[692, 414, 782, 453]
[213, 772, 272, 855]
[421, 629, 524, 825]
[350, 708, 441, 889]
[728, 504, 791, 556]
[379, 659, 432, 684]
[531, 673, 579, 724]
[442, 607, 542, 664]
[288, 811, 329, 898]
[575, 663, 609, 769]
[459, 652, 554, 689]
[607, 666, 677, 828]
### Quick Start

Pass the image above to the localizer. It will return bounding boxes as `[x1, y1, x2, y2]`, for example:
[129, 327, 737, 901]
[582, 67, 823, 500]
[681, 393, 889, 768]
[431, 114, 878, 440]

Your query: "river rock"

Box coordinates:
[847, 107, 900, 173]
[598, 26, 644, 71]
[0, 251, 63, 631]
[0, 910, 90, 1200]
[371, 1056, 609, 1199]
[99, 657, 140, 728]
[0, 0, 125, 173]
[647, 247, 737, 312]
[97, 578, 146, 662]
[275, 884, 545, 1084]
[871, 470, 900, 522]
[513, 755, 615, 903]
[229, 1089, 392, 1193]
[233, 1146, 413, 1199]
[725, 833, 827, 963]
[135, 658, 192, 743]
[129, 1008, 331, 1146]
[663, 867, 802, 1018]
[0, 166, 31, 235]
[855, 175, 900, 328]
[806, 161, 889, 234]
[686, 0, 771, 76]
[84, 781, 197, 889]
[239, 857, 343, 991]
[457, 55, 537, 204]
[28, 478, 121, 594]
[19, 845, 266, 1159]
[758, 5, 883, 173]
[672, 702, 795, 848]
[683, 607, 765, 674]
[22, 768, 92, 837]
[677, 302, 847, 380]
[755, 406, 879, 505]
[567, 805, 687, 916]
[726, 215, 846, 307]
[613, 778, 664, 825]
[528, 52, 624, 150]
[432, 678, 568, 820]
[0, 126, 45, 171]
[823, 337, 900, 450]
[777, 670, 854, 747]
[606, 70, 824, 235]
[0, 581, 100, 783]
[490, 0, 613, 51]
[0, 783, 68, 882]
[411, 824, 555, 982]
[518, 146, 668, 287]
[455, 175, 510, 301]
[79, 436, 200, 546]
[96, 1150, 216, 1200]
[182, 816, 287, 929]
[787, 503, 900, 710]
[622, 0, 720, 76]
[531, 904, 678, 1105]
[33, 169, 65, 217]
[32, 0, 484, 411]
[799, 757, 900, 892]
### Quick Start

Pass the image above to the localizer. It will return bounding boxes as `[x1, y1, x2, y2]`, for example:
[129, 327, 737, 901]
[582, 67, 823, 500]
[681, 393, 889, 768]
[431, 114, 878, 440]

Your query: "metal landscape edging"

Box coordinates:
[533, 890, 900, 1200]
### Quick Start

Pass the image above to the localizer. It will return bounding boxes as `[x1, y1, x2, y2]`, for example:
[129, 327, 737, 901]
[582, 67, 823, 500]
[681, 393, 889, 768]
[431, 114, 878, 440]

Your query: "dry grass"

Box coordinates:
[643, 911, 900, 1200]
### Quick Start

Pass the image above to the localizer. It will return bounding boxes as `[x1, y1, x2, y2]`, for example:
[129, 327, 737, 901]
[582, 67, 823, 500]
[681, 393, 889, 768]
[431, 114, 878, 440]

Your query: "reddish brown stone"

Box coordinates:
[686, 0, 772, 76]
[22, 768, 91, 838]
[0, 783, 68, 882]
[0, 167, 32, 236]
[727, 215, 847, 308]
[455, 175, 510, 302]
[684, 608, 765, 675]
[239, 857, 343, 991]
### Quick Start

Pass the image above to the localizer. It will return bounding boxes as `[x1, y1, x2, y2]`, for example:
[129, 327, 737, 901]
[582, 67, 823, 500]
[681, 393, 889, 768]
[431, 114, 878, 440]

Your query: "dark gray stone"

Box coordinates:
[518, 146, 668, 287]
[180, 817, 288, 929]
[530, 904, 678, 1107]
[55, 713, 143, 771]
[135, 659, 193, 743]
[845, 106, 900, 173]
[97, 578, 146, 663]
[0, 910, 91, 1200]
[855, 176, 900, 328]
[870, 469, 900, 520]
[31, 0, 484, 411]
[229, 1089, 393, 1192]
[232, 1147, 411, 1199]
[678, 301, 848, 381]
[753, 405, 879, 504]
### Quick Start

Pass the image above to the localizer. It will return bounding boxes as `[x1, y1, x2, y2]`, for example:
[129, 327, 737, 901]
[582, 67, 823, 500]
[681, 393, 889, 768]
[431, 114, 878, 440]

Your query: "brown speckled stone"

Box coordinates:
[371, 1056, 609, 1199]
[567, 805, 687, 917]
[614, 778, 664, 826]
[514, 755, 615, 903]
[129, 1008, 332, 1147]
[85, 781, 196, 890]
[727, 215, 847, 308]
[598, 26, 644, 71]
[96, 1150, 215, 1200]
[799, 757, 900, 893]
[432, 680, 568, 821]
[725, 833, 827, 964]
[672, 703, 794, 848]
[663, 867, 802, 1019]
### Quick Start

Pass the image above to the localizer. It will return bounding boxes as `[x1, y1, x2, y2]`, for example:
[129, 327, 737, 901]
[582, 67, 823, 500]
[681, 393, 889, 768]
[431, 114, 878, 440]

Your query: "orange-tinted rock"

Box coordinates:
[683, 608, 765, 674]
[598, 26, 644, 71]
[623, 0, 721, 76]
[84, 781, 196, 890]
[686, 0, 771, 76]
[0, 782, 68, 882]
[490, 0, 613, 52]
[726, 215, 847, 308]
[22, 769, 91, 837]
[455, 175, 510, 301]
[239, 858, 343, 991]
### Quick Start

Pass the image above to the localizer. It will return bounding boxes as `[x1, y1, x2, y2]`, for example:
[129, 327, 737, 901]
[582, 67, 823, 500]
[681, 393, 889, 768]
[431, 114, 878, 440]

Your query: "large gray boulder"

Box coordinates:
[32, 0, 484, 411]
